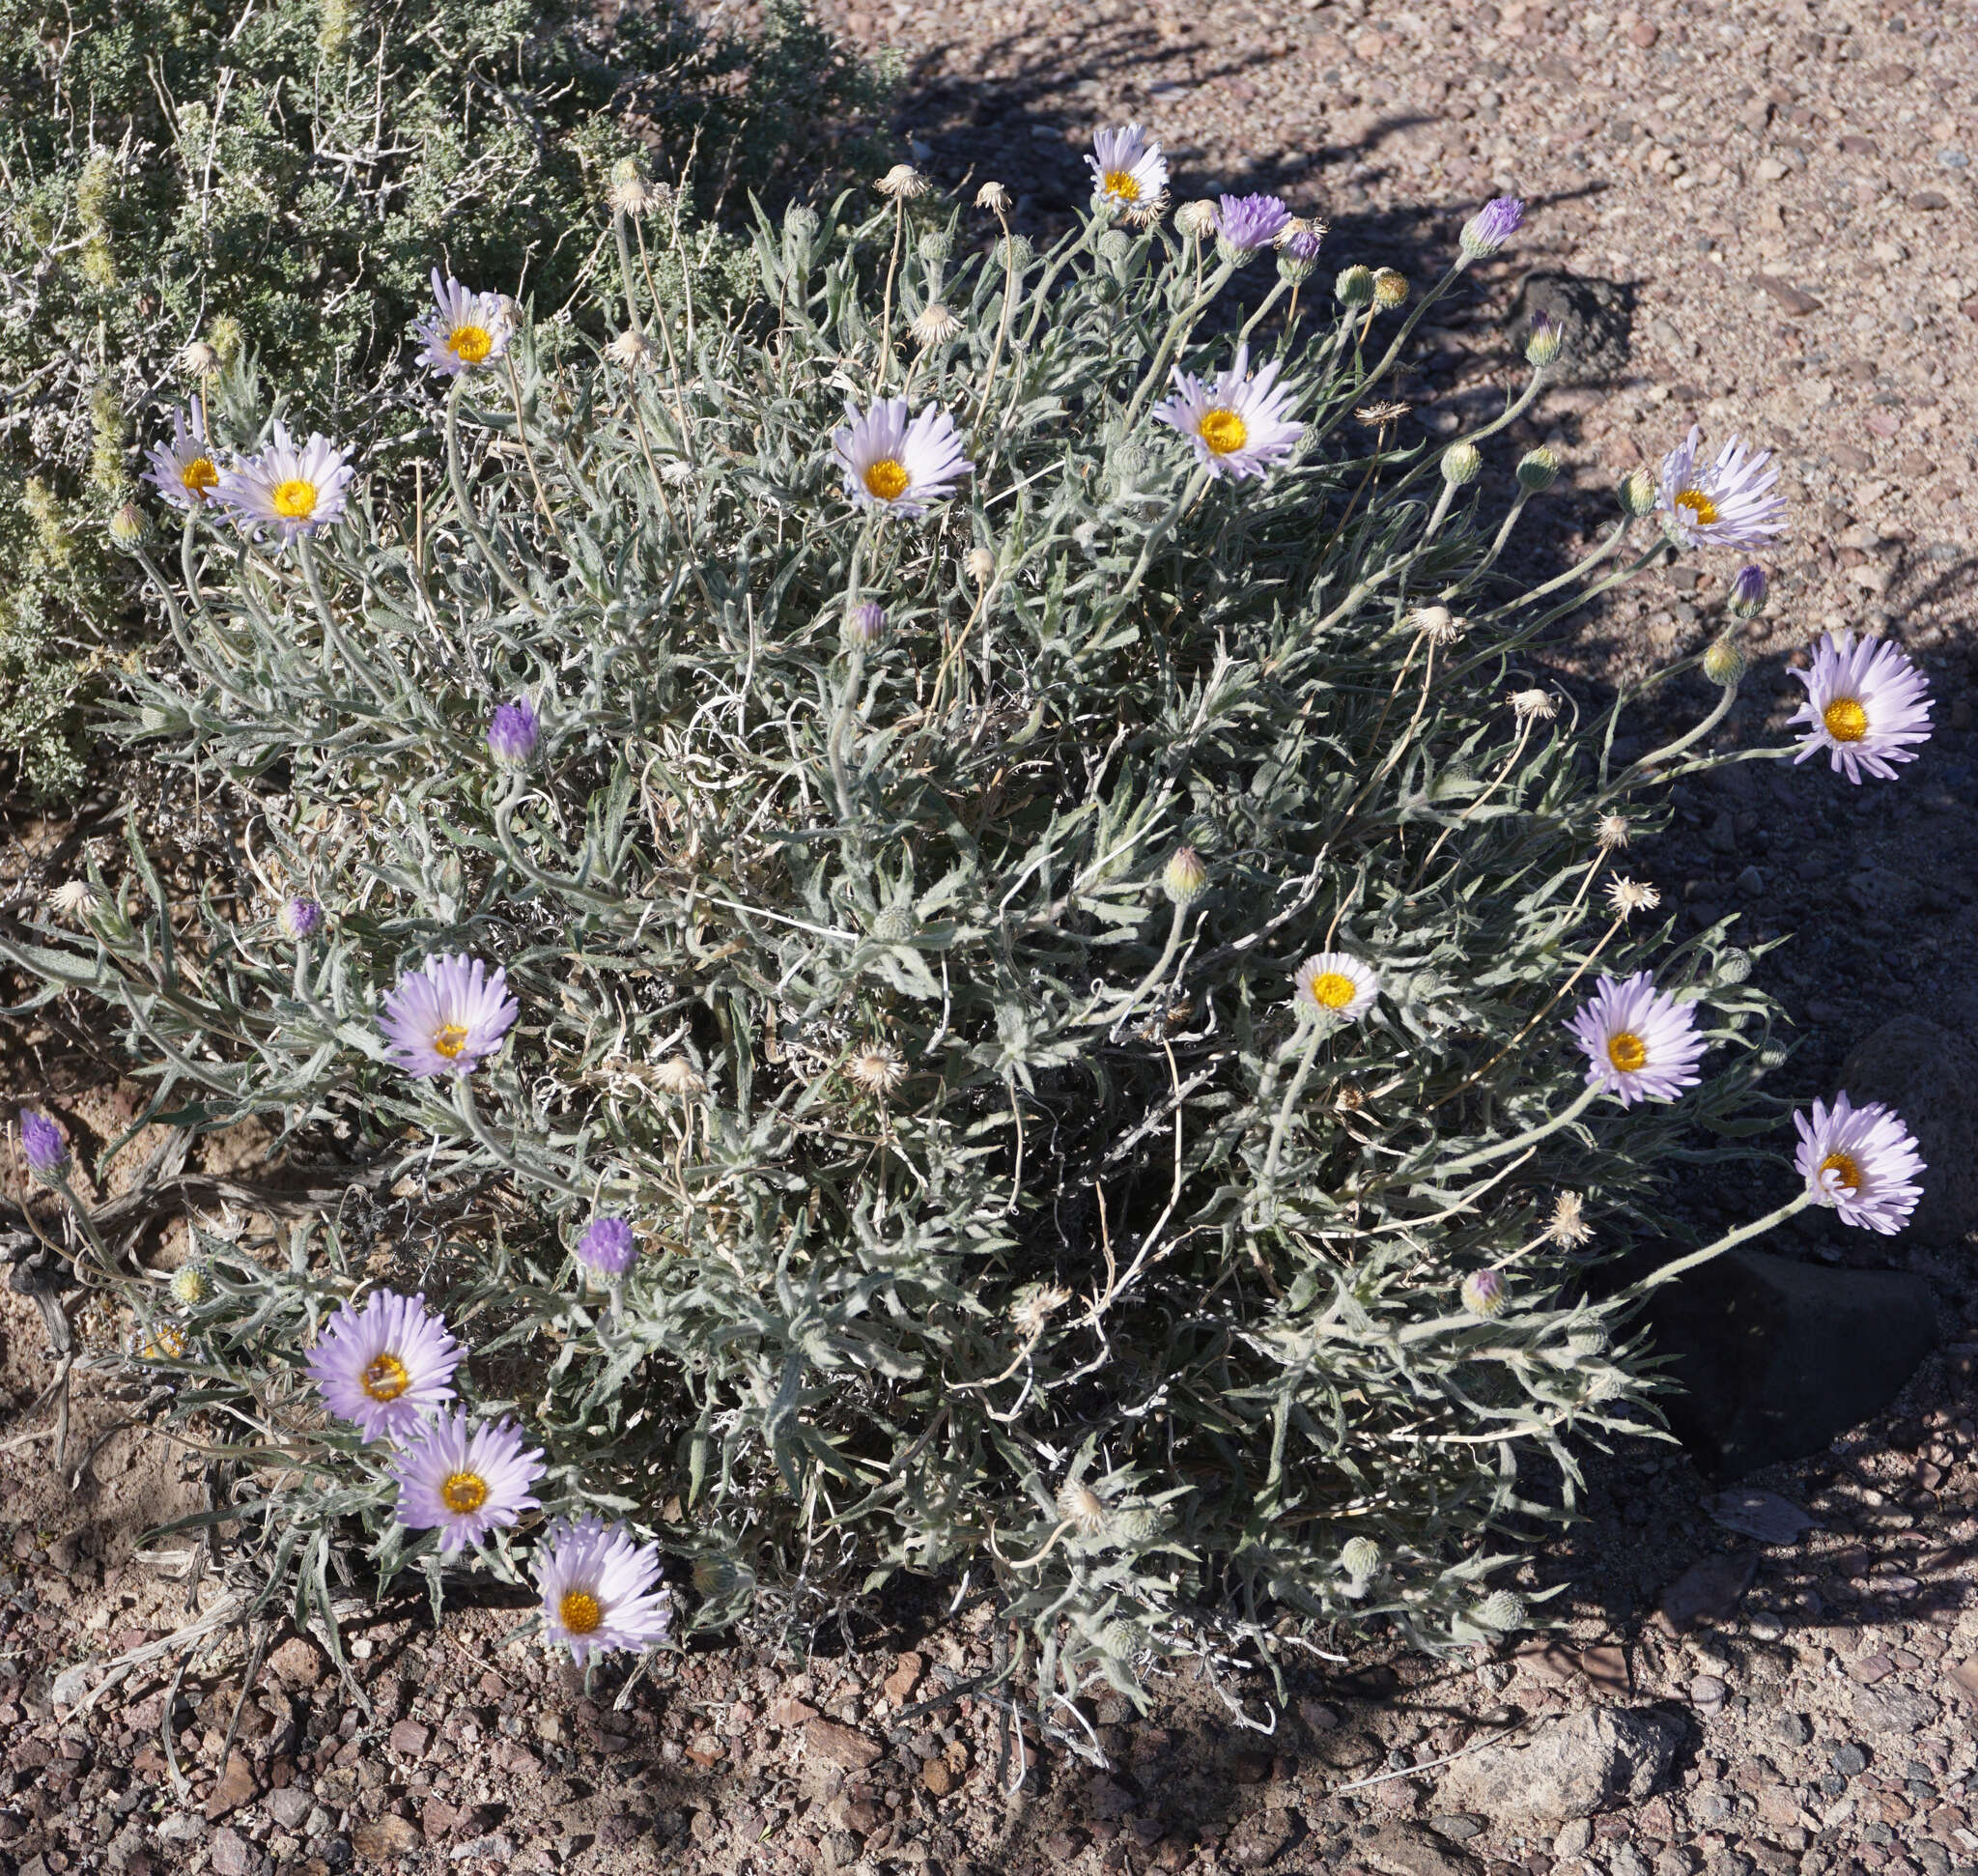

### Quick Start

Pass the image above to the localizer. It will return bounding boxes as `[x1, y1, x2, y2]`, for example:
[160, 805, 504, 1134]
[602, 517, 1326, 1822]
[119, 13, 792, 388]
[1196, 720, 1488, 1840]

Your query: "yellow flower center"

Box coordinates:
[862, 458, 911, 501]
[181, 457, 219, 498]
[446, 324, 494, 365]
[271, 478, 319, 521]
[145, 1324, 187, 1360]
[1103, 168, 1141, 202]
[433, 1023, 469, 1059]
[1199, 408, 1249, 457]
[1674, 488, 1719, 526]
[440, 1471, 489, 1515]
[1823, 696, 1868, 743]
[362, 1352, 410, 1401]
[1606, 1031, 1648, 1074]
[1818, 1150, 1862, 1193]
[559, 1590, 603, 1634]
[1308, 971, 1358, 1010]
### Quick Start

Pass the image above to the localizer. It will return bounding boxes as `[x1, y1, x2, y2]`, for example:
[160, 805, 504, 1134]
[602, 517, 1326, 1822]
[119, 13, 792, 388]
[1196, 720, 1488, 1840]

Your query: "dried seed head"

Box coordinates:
[1009, 1282, 1071, 1341]
[1175, 199, 1220, 239]
[1441, 441, 1483, 486]
[965, 545, 996, 585]
[1057, 1480, 1108, 1534]
[177, 339, 220, 378]
[1162, 845, 1208, 904]
[653, 1057, 706, 1097]
[1333, 1081, 1367, 1112]
[608, 157, 668, 217]
[1356, 401, 1410, 429]
[1121, 191, 1170, 230]
[912, 302, 961, 347]
[1595, 812, 1630, 850]
[48, 879, 100, 921]
[975, 182, 1012, 213]
[1408, 604, 1464, 645]
[1509, 687, 1556, 720]
[877, 163, 930, 199]
[1547, 1190, 1593, 1248]
[1605, 877, 1661, 918]
[606, 329, 650, 371]
[845, 1042, 907, 1097]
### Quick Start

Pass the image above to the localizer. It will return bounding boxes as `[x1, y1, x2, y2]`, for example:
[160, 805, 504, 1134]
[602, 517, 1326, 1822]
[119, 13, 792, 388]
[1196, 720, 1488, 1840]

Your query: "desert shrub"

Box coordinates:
[12, 151, 1928, 1725]
[0, 0, 891, 797]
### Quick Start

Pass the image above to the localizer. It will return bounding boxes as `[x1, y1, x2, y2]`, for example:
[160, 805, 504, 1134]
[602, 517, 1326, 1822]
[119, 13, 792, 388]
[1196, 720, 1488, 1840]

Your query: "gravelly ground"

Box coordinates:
[6, 1, 1978, 1872]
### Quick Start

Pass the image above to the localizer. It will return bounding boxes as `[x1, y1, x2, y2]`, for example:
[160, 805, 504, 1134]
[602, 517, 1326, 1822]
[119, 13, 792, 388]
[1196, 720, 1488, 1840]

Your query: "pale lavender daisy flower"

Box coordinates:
[1567, 972, 1708, 1107]
[142, 399, 222, 513]
[833, 398, 973, 518]
[487, 698, 540, 765]
[413, 270, 514, 378]
[1654, 427, 1787, 551]
[1460, 195, 1525, 258]
[392, 1411, 545, 1553]
[577, 1216, 637, 1278]
[18, 1110, 68, 1181]
[305, 1290, 464, 1442]
[1088, 124, 1169, 212]
[380, 953, 520, 1077]
[1794, 1094, 1925, 1235]
[1214, 193, 1291, 259]
[1787, 630, 1932, 783]
[1153, 343, 1303, 483]
[279, 896, 322, 940]
[216, 423, 356, 543]
[534, 1516, 673, 1665]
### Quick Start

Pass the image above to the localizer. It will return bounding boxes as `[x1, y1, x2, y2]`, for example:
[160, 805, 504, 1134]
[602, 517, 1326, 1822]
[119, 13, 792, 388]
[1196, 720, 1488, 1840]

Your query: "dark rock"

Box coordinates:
[1648, 1250, 1937, 1478]
[209, 1830, 255, 1876]
[1753, 274, 1822, 316]
[1436, 1708, 1685, 1827]
[1703, 1489, 1814, 1546]
[1837, 1016, 1978, 1245]
[1506, 271, 1635, 386]
[1430, 1815, 1488, 1842]
[1229, 1808, 1299, 1868]
[265, 1788, 313, 1831]
[1658, 1553, 1758, 1632]
[1366, 1822, 1483, 1876]
[1830, 1742, 1868, 1776]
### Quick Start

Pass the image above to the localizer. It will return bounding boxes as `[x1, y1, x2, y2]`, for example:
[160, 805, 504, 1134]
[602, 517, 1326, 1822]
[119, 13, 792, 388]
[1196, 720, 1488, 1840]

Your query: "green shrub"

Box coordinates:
[12, 168, 1802, 1714]
[0, 0, 891, 798]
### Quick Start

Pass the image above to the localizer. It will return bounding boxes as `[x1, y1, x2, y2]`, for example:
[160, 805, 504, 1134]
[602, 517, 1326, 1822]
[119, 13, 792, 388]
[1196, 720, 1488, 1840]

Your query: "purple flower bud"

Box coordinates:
[1280, 222, 1324, 263]
[280, 896, 323, 940]
[844, 601, 888, 646]
[577, 1215, 637, 1278]
[1460, 195, 1525, 259]
[487, 698, 540, 765]
[18, 1110, 68, 1181]
[1214, 192, 1290, 258]
[1460, 1267, 1507, 1319]
[1729, 563, 1768, 618]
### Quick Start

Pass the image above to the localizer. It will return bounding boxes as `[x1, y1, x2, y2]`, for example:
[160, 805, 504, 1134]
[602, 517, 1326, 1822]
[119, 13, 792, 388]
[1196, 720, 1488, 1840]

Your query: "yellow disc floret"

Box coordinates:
[1103, 169, 1141, 203]
[1823, 697, 1868, 743]
[1199, 409, 1249, 457]
[434, 1023, 469, 1059]
[559, 1590, 603, 1634]
[440, 1471, 489, 1515]
[1674, 488, 1719, 527]
[181, 458, 219, 499]
[1818, 1150, 1862, 1193]
[446, 324, 494, 366]
[363, 1351, 410, 1401]
[272, 478, 319, 521]
[862, 459, 911, 501]
[1606, 1031, 1648, 1074]
[1308, 971, 1357, 1010]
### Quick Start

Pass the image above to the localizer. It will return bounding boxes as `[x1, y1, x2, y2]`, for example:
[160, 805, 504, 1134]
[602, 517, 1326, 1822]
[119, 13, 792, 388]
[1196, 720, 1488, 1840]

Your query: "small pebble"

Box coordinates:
[1689, 1674, 1728, 1711]
[1831, 1742, 1869, 1777]
[1747, 1611, 1784, 1641]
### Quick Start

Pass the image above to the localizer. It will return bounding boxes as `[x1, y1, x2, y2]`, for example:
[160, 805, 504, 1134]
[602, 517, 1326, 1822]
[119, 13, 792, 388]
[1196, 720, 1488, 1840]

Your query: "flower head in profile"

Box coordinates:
[487, 698, 541, 765]
[1278, 217, 1326, 262]
[876, 163, 929, 199]
[1567, 972, 1707, 1108]
[1460, 195, 1525, 258]
[1214, 192, 1291, 259]
[1794, 1093, 1924, 1236]
[1547, 1190, 1593, 1248]
[1729, 563, 1768, 618]
[216, 423, 355, 544]
[143, 399, 222, 513]
[18, 1110, 68, 1181]
[305, 1290, 463, 1442]
[1461, 1268, 1507, 1319]
[1153, 343, 1303, 483]
[1292, 952, 1380, 1023]
[393, 1411, 545, 1553]
[1655, 427, 1786, 551]
[380, 953, 520, 1077]
[1088, 124, 1169, 213]
[577, 1216, 638, 1278]
[534, 1516, 673, 1664]
[1787, 631, 1932, 784]
[414, 271, 513, 377]
[48, 879, 100, 922]
[280, 896, 323, 941]
[833, 398, 973, 518]
[911, 303, 961, 347]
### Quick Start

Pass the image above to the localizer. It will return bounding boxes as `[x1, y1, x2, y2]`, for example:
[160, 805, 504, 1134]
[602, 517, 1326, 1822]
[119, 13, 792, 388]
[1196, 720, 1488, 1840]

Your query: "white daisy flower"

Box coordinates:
[1794, 1094, 1924, 1236]
[392, 1411, 545, 1554]
[1291, 952, 1380, 1023]
[832, 397, 973, 517]
[1566, 971, 1708, 1108]
[1087, 124, 1169, 213]
[1153, 343, 1303, 483]
[142, 399, 223, 514]
[534, 1516, 673, 1665]
[1654, 426, 1787, 551]
[1787, 630, 1933, 784]
[216, 422, 356, 544]
[413, 270, 514, 378]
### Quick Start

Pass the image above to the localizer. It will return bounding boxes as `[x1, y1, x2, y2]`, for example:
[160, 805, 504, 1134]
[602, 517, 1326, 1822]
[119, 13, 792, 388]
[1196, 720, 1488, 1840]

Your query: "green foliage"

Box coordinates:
[7, 181, 1786, 1719]
[0, 0, 891, 797]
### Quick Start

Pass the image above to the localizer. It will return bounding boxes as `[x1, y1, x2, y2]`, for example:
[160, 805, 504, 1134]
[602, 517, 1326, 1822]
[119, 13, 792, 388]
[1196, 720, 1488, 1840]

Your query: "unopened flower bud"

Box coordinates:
[1516, 447, 1560, 493]
[1162, 845, 1208, 904]
[1477, 1589, 1527, 1632]
[1335, 264, 1374, 307]
[918, 227, 952, 264]
[1277, 251, 1316, 285]
[1619, 467, 1656, 517]
[1340, 1536, 1381, 1584]
[280, 895, 323, 940]
[487, 698, 540, 765]
[1717, 947, 1753, 984]
[1441, 441, 1483, 487]
[1729, 563, 1768, 618]
[1461, 1267, 1508, 1319]
[170, 1265, 214, 1306]
[18, 1110, 69, 1182]
[1701, 634, 1747, 688]
[1097, 228, 1134, 266]
[1175, 199, 1219, 240]
[1459, 195, 1525, 260]
[965, 546, 996, 585]
[1525, 313, 1565, 368]
[844, 601, 888, 646]
[108, 502, 149, 550]
[1370, 267, 1408, 309]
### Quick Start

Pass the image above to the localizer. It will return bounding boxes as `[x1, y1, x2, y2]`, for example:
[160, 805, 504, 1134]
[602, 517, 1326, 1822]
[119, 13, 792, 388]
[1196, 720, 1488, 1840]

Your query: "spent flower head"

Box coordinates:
[876, 163, 930, 199]
[1547, 1191, 1593, 1248]
[1605, 877, 1661, 918]
[911, 303, 961, 347]
[845, 1043, 908, 1097]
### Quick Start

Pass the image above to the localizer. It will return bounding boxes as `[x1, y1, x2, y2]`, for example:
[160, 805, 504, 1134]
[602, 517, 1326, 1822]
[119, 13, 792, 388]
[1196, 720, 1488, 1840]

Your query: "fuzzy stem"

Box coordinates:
[502, 353, 573, 561]
[444, 381, 543, 617]
[1429, 1083, 1600, 1180]
[1263, 1024, 1329, 1187]
[1599, 681, 1740, 803]
[1628, 1191, 1814, 1298]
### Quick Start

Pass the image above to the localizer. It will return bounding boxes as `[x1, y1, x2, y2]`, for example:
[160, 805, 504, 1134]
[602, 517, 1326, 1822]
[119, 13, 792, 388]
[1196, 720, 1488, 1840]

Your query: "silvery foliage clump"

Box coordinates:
[11, 166, 1784, 1715]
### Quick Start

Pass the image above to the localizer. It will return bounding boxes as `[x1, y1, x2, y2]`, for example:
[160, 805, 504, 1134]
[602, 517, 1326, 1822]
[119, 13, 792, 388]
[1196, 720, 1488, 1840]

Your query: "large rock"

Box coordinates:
[1435, 1708, 1684, 1828]
[1837, 1015, 1978, 1245]
[1648, 1249, 1937, 1479]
